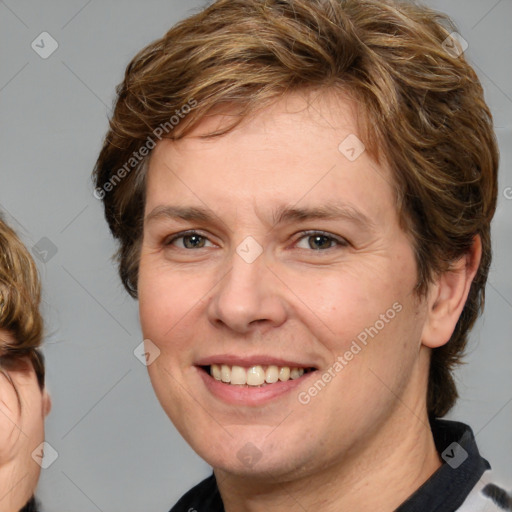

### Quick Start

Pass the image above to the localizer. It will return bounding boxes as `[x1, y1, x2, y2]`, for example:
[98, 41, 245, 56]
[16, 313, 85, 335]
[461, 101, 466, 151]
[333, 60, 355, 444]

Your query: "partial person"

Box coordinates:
[0, 217, 51, 512]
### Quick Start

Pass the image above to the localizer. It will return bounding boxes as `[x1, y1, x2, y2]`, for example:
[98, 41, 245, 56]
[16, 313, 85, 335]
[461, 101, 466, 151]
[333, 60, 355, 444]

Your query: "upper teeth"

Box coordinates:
[210, 364, 305, 386]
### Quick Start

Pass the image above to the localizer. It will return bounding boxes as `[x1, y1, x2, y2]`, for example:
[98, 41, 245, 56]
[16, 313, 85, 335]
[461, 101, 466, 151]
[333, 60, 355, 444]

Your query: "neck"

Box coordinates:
[216, 394, 441, 512]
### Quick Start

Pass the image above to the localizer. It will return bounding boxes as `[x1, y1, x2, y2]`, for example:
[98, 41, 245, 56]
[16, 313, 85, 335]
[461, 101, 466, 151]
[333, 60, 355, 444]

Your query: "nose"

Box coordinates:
[207, 249, 287, 334]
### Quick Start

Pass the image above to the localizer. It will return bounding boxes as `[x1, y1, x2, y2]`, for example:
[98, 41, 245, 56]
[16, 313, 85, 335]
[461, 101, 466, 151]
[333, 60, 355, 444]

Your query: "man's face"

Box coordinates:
[138, 91, 431, 478]
[0, 331, 51, 510]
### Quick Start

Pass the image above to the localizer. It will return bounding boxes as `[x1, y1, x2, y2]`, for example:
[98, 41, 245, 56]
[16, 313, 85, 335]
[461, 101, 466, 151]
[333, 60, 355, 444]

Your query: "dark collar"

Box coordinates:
[396, 419, 490, 511]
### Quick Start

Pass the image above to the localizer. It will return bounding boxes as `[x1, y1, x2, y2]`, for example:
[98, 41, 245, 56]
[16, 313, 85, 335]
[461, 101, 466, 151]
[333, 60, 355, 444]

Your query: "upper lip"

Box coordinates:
[195, 355, 317, 369]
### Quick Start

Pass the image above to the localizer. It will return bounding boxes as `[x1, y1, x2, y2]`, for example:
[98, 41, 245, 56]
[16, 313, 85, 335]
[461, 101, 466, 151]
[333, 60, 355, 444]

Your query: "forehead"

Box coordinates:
[145, 91, 397, 226]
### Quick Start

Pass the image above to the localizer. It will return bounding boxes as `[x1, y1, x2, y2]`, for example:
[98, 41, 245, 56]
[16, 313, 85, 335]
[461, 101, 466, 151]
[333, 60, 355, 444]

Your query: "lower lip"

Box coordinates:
[197, 367, 316, 406]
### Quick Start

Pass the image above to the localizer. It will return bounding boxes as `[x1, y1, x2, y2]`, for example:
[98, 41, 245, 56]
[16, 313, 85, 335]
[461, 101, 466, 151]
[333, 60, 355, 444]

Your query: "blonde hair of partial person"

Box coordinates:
[93, 0, 499, 418]
[0, 216, 44, 393]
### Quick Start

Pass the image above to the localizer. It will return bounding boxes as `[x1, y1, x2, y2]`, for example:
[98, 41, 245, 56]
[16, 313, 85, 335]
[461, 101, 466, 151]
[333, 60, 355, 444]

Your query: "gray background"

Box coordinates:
[0, 0, 510, 510]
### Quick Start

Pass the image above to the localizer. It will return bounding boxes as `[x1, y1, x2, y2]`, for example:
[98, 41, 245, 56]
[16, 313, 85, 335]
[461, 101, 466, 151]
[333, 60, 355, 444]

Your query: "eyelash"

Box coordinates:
[165, 230, 348, 251]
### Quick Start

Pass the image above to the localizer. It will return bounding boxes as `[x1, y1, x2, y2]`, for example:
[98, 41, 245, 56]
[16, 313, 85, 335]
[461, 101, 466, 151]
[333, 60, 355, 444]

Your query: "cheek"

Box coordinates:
[138, 259, 185, 334]
[284, 258, 420, 394]
[138, 257, 212, 356]
[20, 387, 46, 441]
[282, 260, 410, 339]
[295, 276, 368, 350]
[1, 387, 46, 460]
[0, 397, 21, 460]
[0, 375, 19, 417]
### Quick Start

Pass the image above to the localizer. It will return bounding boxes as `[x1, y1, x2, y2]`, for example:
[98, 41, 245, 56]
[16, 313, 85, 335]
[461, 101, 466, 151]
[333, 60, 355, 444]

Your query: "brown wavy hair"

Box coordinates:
[0, 217, 45, 395]
[93, 0, 499, 417]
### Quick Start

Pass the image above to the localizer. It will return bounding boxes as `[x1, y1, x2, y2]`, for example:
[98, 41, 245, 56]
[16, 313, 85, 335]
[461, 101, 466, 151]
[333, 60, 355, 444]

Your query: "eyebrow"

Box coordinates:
[271, 204, 375, 231]
[145, 203, 375, 231]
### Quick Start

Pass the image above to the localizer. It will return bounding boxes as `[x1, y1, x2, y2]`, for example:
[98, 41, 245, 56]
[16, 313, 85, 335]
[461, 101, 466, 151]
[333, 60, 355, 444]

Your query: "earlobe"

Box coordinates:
[421, 236, 482, 349]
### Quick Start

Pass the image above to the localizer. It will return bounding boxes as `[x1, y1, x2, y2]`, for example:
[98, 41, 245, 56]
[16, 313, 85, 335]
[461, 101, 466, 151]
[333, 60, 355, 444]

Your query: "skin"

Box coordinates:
[0, 331, 51, 512]
[138, 90, 480, 512]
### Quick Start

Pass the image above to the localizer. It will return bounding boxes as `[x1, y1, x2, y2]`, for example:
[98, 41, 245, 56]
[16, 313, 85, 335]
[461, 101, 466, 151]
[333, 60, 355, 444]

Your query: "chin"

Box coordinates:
[190, 426, 317, 480]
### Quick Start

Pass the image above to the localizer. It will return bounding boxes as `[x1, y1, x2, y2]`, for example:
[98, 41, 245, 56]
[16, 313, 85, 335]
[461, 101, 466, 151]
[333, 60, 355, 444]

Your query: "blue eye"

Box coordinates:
[164, 230, 346, 252]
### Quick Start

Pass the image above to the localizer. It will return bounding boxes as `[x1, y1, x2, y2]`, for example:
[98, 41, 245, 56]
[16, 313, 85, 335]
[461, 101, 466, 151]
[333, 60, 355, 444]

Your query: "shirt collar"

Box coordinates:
[396, 419, 491, 512]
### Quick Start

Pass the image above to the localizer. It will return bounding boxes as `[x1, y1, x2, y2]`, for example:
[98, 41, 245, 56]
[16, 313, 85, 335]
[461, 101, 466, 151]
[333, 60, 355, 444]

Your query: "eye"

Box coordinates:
[295, 231, 348, 251]
[164, 230, 346, 251]
[166, 231, 214, 249]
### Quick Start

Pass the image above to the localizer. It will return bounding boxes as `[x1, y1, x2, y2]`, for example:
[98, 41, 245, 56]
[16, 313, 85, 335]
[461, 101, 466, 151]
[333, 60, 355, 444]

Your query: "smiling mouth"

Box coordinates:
[201, 364, 316, 387]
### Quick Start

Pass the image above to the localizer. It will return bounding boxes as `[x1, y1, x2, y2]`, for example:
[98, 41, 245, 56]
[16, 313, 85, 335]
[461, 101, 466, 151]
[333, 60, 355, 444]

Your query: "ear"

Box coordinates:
[421, 236, 482, 349]
[42, 389, 52, 417]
